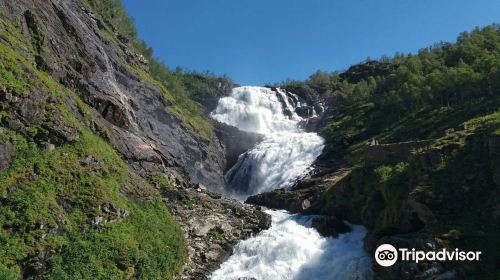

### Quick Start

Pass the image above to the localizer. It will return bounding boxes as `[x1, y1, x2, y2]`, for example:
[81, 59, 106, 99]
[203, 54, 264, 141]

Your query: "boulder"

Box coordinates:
[311, 216, 351, 237]
[295, 106, 314, 118]
[245, 188, 310, 213]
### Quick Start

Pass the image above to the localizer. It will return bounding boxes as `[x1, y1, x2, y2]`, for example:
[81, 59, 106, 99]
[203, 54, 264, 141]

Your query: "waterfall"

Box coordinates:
[211, 86, 324, 198]
[210, 86, 372, 280]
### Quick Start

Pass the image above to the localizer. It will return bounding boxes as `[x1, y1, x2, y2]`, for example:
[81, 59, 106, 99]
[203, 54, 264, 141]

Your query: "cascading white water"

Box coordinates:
[211, 86, 324, 198]
[211, 210, 373, 280]
[210, 86, 372, 280]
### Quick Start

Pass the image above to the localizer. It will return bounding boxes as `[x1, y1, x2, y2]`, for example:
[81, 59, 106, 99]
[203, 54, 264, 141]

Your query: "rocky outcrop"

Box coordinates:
[301, 116, 322, 132]
[267, 86, 317, 119]
[0, 139, 15, 170]
[246, 168, 352, 215]
[0, 85, 81, 147]
[160, 178, 271, 279]
[295, 106, 315, 118]
[364, 140, 434, 167]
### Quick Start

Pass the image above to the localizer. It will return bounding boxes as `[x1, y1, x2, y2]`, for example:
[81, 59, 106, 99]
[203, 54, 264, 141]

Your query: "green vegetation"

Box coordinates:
[148, 61, 217, 139]
[282, 25, 500, 163]
[365, 163, 410, 231]
[48, 201, 184, 279]
[0, 19, 34, 94]
[209, 229, 225, 241]
[84, 0, 152, 59]
[465, 108, 500, 135]
[148, 172, 175, 191]
[0, 129, 185, 279]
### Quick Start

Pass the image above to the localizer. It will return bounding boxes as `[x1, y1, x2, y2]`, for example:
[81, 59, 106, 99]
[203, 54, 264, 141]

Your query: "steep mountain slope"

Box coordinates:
[2, 0, 230, 190]
[0, 0, 269, 279]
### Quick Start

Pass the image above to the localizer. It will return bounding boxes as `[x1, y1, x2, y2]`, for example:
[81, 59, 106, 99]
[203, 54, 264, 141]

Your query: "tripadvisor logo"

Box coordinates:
[374, 244, 482, 267]
[375, 244, 398, 267]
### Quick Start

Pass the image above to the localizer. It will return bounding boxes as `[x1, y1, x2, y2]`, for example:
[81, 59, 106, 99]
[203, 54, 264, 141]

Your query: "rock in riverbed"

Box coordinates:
[311, 216, 351, 237]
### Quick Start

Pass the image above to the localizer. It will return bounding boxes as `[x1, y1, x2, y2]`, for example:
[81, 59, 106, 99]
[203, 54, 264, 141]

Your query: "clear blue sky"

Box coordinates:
[122, 0, 500, 85]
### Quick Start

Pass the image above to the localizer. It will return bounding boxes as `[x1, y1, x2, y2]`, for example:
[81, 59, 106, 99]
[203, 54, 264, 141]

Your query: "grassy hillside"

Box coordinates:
[0, 130, 185, 279]
[0, 2, 194, 278]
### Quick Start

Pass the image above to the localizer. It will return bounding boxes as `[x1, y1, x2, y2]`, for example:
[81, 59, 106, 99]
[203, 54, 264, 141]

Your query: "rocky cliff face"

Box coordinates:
[1, 0, 226, 192]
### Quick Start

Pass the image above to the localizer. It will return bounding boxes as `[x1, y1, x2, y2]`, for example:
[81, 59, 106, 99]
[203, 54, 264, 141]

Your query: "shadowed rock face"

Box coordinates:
[1, 0, 227, 192]
[214, 122, 263, 172]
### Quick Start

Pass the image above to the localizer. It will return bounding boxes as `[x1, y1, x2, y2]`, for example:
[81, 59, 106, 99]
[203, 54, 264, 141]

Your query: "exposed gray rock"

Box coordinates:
[214, 122, 263, 172]
[295, 106, 315, 118]
[0, 141, 16, 170]
[162, 181, 271, 280]
[43, 142, 55, 151]
[245, 188, 310, 213]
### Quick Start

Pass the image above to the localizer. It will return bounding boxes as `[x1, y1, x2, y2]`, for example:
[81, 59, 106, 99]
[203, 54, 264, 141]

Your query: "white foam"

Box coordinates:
[211, 86, 302, 134]
[210, 210, 373, 280]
